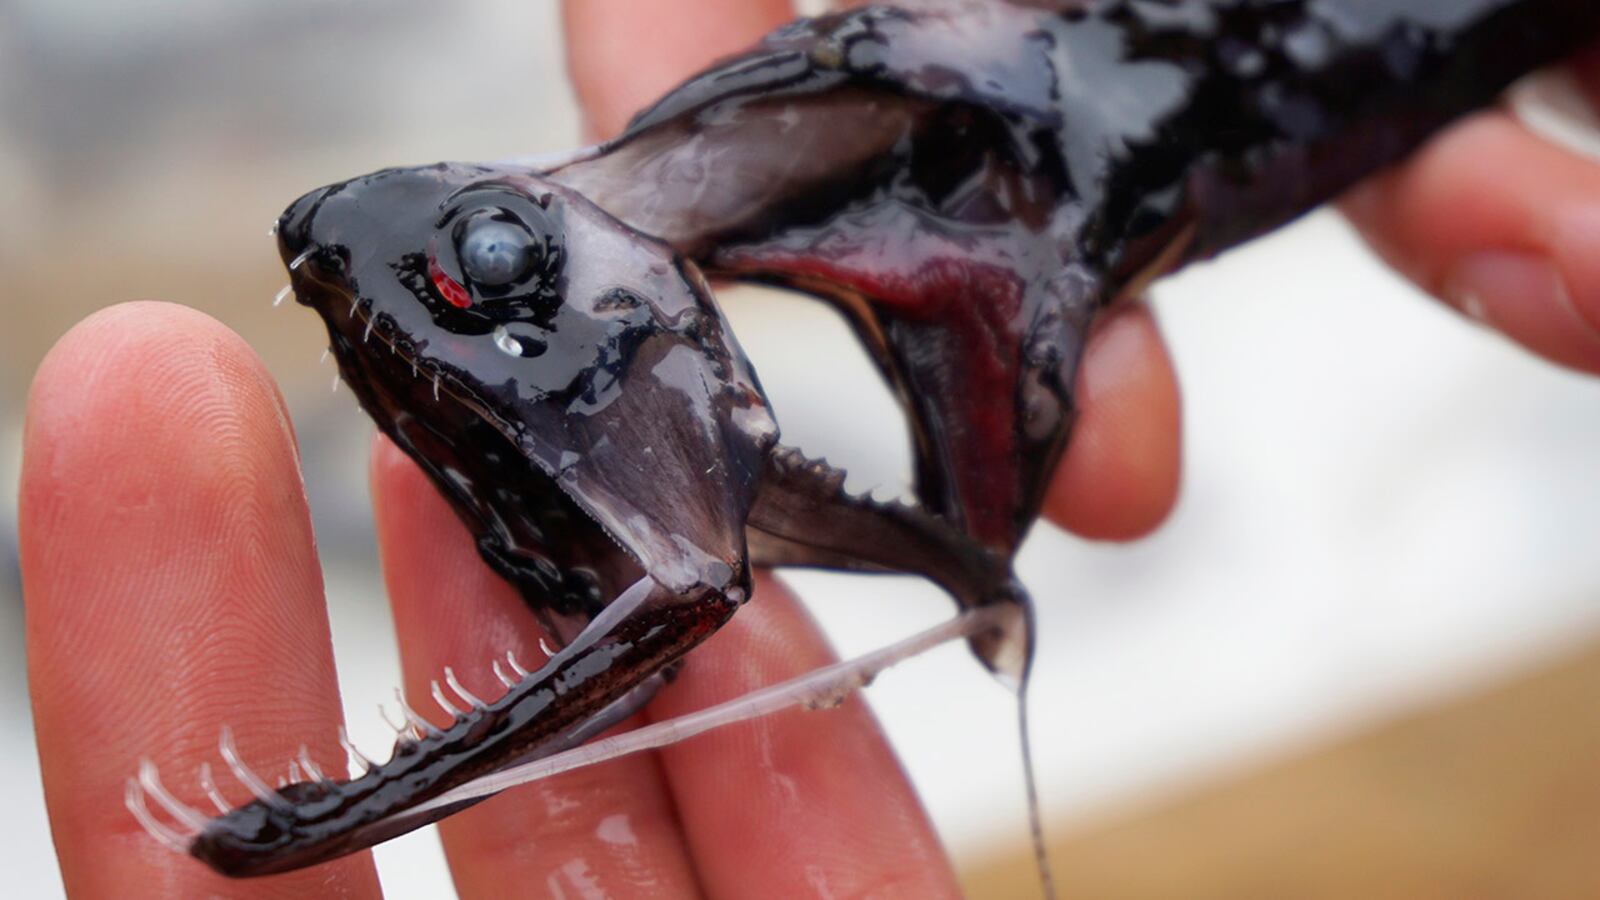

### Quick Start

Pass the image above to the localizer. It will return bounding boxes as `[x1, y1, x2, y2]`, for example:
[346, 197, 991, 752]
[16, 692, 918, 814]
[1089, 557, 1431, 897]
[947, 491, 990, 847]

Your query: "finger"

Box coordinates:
[1342, 70, 1600, 373]
[369, 436, 703, 898]
[19, 302, 380, 897]
[650, 573, 961, 900]
[1042, 301, 1183, 541]
[562, 0, 794, 139]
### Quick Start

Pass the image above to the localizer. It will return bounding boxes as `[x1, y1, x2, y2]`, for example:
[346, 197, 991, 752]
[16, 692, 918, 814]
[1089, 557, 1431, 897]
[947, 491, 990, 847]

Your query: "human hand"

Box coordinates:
[21, 303, 964, 897]
[21, 5, 976, 897]
[1341, 47, 1600, 375]
[569, 4, 1600, 549]
[562, 0, 1184, 544]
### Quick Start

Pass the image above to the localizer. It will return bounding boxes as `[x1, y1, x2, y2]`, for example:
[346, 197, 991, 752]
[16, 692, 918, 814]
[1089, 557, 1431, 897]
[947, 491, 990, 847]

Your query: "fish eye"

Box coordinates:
[458, 214, 535, 287]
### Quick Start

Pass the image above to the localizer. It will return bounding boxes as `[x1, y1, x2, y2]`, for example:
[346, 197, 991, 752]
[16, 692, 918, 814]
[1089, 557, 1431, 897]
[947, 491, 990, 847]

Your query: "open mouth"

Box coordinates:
[122, 240, 1030, 879]
[125, 571, 1015, 878]
[125, 591, 671, 876]
[123, 168, 1033, 879]
[113, 254, 685, 875]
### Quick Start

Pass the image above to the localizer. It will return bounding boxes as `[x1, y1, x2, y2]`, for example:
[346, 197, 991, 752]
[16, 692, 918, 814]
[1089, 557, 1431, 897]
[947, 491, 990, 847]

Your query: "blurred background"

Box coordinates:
[3, 2, 1600, 897]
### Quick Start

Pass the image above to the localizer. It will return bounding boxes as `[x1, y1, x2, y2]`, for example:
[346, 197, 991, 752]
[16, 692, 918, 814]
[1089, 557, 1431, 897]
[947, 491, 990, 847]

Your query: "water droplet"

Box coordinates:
[1020, 372, 1062, 441]
[493, 324, 523, 357]
[491, 322, 547, 358]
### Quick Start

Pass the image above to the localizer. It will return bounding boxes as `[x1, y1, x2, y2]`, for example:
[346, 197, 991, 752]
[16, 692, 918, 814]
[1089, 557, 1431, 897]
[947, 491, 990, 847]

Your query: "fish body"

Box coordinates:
[154, 0, 1600, 877]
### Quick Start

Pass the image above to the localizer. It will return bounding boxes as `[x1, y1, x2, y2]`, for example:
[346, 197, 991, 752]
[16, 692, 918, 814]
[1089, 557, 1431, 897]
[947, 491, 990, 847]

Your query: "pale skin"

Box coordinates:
[19, 2, 1600, 897]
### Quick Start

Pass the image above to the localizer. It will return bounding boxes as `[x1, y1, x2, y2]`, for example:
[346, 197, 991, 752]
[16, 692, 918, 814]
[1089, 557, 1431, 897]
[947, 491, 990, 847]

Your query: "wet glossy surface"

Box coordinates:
[188, 0, 1600, 878]
[561, 0, 1600, 551]
[196, 157, 1019, 874]
[196, 166, 776, 875]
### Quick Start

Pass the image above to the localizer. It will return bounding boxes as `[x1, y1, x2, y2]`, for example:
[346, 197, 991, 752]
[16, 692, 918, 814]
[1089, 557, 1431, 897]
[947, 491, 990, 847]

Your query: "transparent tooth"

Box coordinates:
[506, 650, 531, 679]
[297, 745, 325, 782]
[319, 348, 330, 365]
[431, 680, 463, 719]
[268, 221, 278, 238]
[492, 659, 517, 689]
[138, 759, 207, 831]
[331, 373, 341, 393]
[339, 726, 373, 774]
[219, 726, 291, 812]
[445, 667, 486, 709]
[288, 247, 315, 270]
[538, 637, 557, 658]
[433, 376, 441, 401]
[363, 317, 375, 342]
[286, 761, 302, 784]
[198, 762, 231, 814]
[395, 688, 442, 738]
[408, 606, 1008, 817]
[378, 702, 408, 736]
[273, 284, 292, 307]
[125, 780, 189, 853]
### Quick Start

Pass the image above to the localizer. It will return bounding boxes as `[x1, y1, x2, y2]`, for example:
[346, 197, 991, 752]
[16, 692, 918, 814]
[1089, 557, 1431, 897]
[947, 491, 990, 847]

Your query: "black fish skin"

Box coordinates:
[564, 0, 1600, 550]
[197, 161, 1017, 876]
[185, 0, 1600, 877]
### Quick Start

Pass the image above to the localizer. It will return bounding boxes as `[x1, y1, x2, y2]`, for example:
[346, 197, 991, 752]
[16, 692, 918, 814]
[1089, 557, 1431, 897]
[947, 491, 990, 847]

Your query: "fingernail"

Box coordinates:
[1446, 250, 1600, 372]
[1447, 251, 1543, 326]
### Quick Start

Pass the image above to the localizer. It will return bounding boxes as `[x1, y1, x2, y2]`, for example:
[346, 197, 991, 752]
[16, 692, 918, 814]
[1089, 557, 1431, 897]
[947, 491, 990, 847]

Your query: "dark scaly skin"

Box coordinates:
[186, 0, 1600, 877]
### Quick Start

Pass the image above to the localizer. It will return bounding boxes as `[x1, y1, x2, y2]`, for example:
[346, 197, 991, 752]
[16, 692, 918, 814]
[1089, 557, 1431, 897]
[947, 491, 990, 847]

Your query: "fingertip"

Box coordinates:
[1341, 111, 1600, 373]
[28, 301, 288, 454]
[1042, 303, 1182, 541]
[1341, 113, 1547, 285]
[23, 301, 309, 650]
[1444, 248, 1600, 372]
[21, 301, 378, 895]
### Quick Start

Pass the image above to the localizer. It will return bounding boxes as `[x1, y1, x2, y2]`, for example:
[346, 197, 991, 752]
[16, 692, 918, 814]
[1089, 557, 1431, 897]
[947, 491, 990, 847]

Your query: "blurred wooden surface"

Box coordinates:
[963, 636, 1600, 900]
